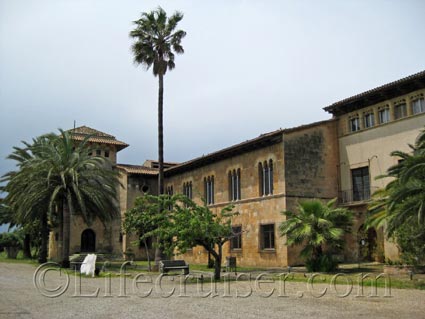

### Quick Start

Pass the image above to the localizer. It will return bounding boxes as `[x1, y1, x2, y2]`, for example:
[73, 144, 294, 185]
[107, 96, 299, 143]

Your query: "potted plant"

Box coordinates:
[0, 231, 23, 259]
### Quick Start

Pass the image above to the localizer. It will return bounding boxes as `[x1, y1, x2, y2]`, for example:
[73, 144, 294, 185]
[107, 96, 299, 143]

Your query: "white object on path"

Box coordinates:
[80, 254, 97, 277]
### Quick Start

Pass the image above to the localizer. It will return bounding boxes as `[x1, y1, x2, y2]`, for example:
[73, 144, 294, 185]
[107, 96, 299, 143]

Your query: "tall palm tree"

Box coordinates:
[129, 7, 186, 196]
[279, 199, 353, 269]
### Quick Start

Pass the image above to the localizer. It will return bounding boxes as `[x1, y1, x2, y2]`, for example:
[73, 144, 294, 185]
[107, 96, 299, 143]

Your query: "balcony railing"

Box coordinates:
[338, 187, 379, 204]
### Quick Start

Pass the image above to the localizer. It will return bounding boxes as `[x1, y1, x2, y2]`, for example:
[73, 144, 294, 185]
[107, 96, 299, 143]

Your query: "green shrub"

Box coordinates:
[0, 231, 22, 248]
[306, 254, 338, 272]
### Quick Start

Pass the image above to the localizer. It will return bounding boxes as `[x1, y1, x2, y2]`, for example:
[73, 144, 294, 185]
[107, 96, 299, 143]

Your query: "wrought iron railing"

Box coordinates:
[338, 187, 379, 204]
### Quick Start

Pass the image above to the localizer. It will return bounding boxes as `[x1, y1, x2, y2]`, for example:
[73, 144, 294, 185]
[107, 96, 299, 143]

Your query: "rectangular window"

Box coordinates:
[351, 167, 370, 201]
[349, 117, 360, 132]
[394, 103, 407, 120]
[363, 112, 375, 128]
[230, 226, 242, 250]
[229, 169, 241, 201]
[260, 224, 275, 250]
[412, 98, 425, 115]
[204, 176, 214, 205]
[378, 108, 390, 124]
[104, 150, 110, 158]
[96, 149, 102, 156]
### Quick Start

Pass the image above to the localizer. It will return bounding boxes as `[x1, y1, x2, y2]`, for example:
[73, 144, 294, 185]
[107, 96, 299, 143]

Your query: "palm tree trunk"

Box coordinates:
[155, 72, 165, 265]
[62, 194, 71, 268]
[158, 72, 164, 196]
[23, 233, 32, 259]
[38, 213, 48, 263]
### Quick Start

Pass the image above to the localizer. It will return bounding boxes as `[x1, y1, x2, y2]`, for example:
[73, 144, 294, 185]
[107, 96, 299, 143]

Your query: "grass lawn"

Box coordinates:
[1, 250, 424, 289]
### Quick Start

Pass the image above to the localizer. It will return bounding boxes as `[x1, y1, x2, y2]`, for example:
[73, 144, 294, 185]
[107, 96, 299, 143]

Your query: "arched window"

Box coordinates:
[258, 162, 263, 196]
[204, 176, 214, 205]
[259, 160, 274, 196]
[229, 169, 241, 201]
[183, 181, 192, 199]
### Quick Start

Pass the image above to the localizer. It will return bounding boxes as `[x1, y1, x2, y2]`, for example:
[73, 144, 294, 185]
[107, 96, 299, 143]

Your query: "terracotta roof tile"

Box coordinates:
[68, 126, 129, 151]
[116, 164, 158, 175]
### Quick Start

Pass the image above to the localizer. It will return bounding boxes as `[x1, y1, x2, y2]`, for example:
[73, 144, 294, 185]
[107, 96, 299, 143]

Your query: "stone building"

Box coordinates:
[49, 70, 425, 266]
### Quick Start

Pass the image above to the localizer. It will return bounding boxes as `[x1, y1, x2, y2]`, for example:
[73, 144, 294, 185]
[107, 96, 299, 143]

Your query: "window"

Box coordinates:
[228, 169, 241, 201]
[394, 103, 407, 120]
[349, 116, 360, 132]
[378, 107, 390, 124]
[259, 160, 273, 196]
[351, 167, 370, 201]
[230, 226, 242, 250]
[182, 181, 192, 199]
[204, 176, 214, 205]
[96, 149, 102, 156]
[412, 97, 425, 115]
[363, 112, 375, 128]
[260, 224, 275, 250]
[104, 150, 110, 158]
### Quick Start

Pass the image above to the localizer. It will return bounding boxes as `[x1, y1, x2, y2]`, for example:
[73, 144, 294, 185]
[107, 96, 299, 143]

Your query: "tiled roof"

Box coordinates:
[68, 126, 129, 151]
[324, 70, 425, 115]
[116, 164, 158, 175]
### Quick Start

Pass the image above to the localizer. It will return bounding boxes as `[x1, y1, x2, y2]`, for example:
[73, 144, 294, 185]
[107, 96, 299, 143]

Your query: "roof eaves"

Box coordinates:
[323, 70, 425, 115]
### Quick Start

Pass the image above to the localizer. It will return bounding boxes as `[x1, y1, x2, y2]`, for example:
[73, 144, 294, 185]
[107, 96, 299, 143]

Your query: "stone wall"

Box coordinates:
[165, 139, 288, 267]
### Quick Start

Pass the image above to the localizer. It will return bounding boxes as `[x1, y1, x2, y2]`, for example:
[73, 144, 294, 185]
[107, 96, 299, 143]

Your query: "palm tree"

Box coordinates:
[1, 136, 54, 262]
[129, 7, 186, 196]
[367, 128, 425, 237]
[279, 199, 353, 270]
[41, 130, 120, 267]
[2, 130, 121, 266]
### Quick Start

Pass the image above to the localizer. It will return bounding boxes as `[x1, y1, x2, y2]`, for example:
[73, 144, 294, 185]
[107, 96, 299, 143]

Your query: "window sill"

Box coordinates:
[259, 249, 276, 253]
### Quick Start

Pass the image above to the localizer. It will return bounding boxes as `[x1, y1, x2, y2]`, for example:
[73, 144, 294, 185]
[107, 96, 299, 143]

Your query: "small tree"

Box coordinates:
[124, 194, 238, 280]
[279, 199, 353, 272]
[123, 195, 172, 271]
[0, 230, 23, 259]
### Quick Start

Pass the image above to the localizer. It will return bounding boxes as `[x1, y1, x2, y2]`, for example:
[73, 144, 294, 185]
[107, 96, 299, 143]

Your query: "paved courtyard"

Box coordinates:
[1, 262, 425, 319]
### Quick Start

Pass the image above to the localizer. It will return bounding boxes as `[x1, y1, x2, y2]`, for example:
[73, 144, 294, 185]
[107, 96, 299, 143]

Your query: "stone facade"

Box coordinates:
[48, 71, 425, 266]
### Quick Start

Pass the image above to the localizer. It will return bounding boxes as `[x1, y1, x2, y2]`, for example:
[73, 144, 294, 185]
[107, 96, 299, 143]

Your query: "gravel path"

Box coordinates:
[1, 262, 425, 319]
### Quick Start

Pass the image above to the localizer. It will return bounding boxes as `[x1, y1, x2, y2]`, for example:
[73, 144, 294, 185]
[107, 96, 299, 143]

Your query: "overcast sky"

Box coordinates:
[1, 0, 425, 179]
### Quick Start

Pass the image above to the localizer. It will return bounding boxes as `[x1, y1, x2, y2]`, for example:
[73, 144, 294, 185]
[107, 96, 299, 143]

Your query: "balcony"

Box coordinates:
[338, 187, 379, 204]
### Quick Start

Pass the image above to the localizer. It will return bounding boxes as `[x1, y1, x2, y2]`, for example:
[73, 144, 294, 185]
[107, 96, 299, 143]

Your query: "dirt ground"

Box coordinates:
[1, 262, 425, 319]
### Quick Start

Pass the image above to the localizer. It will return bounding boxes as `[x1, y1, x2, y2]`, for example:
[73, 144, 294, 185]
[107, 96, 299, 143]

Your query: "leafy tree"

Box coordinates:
[129, 7, 186, 196]
[0, 230, 23, 258]
[279, 199, 353, 272]
[393, 222, 425, 265]
[123, 194, 239, 280]
[2, 130, 121, 266]
[123, 195, 172, 271]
